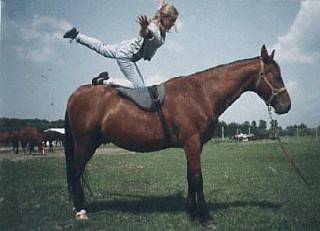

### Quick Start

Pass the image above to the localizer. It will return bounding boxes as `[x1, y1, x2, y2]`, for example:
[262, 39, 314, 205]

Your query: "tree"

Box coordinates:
[258, 120, 267, 130]
[269, 119, 278, 139]
[298, 123, 310, 136]
[0, 118, 64, 132]
[227, 122, 240, 137]
[251, 120, 257, 134]
[242, 121, 250, 134]
[257, 120, 267, 136]
[285, 125, 297, 136]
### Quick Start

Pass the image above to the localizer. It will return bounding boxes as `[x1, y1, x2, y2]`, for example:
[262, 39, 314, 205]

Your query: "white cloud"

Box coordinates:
[273, 1, 320, 63]
[13, 15, 72, 63]
[15, 46, 55, 63]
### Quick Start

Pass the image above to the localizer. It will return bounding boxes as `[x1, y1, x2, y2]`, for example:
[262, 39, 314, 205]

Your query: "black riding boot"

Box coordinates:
[92, 71, 109, 85]
[63, 27, 79, 39]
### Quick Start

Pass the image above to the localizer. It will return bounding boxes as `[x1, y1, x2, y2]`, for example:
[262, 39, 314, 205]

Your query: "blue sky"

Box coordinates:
[1, 0, 319, 128]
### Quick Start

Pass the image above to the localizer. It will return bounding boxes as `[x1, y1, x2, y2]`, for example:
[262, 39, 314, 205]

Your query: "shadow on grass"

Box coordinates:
[211, 200, 281, 211]
[86, 191, 281, 214]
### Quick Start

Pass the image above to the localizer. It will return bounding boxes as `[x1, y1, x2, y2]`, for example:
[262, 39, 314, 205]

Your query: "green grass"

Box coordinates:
[1, 138, 319, 230]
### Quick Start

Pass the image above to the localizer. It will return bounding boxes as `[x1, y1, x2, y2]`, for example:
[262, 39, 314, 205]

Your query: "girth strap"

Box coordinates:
[148, 86, 171, 144]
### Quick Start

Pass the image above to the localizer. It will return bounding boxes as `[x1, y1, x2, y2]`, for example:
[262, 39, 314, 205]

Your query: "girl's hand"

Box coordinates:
[137, 15, 151, 38]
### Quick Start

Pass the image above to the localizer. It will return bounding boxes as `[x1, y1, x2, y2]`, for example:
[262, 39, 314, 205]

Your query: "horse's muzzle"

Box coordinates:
[273, 90, 291, 114]
[275, 102, 291, 114]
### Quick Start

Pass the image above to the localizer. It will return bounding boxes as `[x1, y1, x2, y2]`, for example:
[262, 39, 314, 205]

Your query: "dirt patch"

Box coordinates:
[0, 147, 132, 162]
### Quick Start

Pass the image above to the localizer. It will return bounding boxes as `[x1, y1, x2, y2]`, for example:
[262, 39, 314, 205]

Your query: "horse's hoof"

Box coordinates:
[201, 220, 217, 230]
[199, 215, 216, 228]
[75, 209, 88, 220]
[188, 215, 197, 224]
[205, 223, 217, 230]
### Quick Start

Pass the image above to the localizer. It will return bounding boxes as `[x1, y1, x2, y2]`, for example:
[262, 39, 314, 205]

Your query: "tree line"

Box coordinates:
[0, 118, 64, 133]
[0, 117, 319, 138]
[211, 120, 319, 138]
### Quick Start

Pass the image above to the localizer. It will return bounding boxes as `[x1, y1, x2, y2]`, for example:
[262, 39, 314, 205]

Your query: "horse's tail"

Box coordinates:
[64, 110, 75, 200]
[64, 110, 93, 201]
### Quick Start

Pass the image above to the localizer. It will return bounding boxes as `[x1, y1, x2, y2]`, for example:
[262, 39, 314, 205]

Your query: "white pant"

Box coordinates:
[76, 33, 145, 88]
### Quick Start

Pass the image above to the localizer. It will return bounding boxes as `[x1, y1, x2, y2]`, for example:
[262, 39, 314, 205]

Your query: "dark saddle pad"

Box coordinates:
[115, 83, 165, 111]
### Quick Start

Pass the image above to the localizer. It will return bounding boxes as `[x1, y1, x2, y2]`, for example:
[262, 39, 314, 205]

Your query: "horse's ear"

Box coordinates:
[260, 44, 270, 63]
[270, 49, 275, 60]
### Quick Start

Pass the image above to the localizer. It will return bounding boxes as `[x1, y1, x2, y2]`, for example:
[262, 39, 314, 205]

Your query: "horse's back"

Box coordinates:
[66, 85, 118, 133]
[20, 127, 41, 140]
[67, 84, 116, 111]
[0, 131, 11, 142]
[66, 84, 171, 150]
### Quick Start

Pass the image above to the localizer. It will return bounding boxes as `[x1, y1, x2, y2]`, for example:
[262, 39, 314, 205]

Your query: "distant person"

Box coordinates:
[63, 0, 179, 88]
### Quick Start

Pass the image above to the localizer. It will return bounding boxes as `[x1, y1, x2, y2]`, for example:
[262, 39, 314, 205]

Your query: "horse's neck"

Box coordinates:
[199, 58, 260, 116]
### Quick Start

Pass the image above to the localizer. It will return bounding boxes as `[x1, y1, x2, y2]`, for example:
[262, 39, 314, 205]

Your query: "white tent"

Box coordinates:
[44, 128, 65, 134]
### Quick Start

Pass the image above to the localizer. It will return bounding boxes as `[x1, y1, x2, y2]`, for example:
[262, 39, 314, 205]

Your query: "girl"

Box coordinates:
[63, 2, 179, 88]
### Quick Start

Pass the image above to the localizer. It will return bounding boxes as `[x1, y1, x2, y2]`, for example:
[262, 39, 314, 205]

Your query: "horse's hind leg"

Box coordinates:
[16, 141, 19, 154]
[72, 138, 99, 220]
[12, 141, 18, 154]
[21, 141, 27, 154]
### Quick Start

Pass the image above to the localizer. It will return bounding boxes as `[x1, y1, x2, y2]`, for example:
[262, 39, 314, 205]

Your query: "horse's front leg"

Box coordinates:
[186, 165, 197, 219]
[15, 142, 19, 154]
[21, 141, 27, 155]
[184, 135, 214, 226]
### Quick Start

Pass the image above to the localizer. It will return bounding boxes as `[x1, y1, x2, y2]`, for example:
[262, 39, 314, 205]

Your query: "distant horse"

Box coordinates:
[43, 130, 64, 152]
[64, 45, 291, 224]
[0, 130, 19, 154]
[19, 127, 44, 154]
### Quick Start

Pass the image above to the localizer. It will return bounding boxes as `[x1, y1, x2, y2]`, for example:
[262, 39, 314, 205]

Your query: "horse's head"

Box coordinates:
[254, 45, 291, 114]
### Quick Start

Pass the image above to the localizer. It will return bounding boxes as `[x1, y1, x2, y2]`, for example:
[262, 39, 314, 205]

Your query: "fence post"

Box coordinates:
[221, 126, 224, 140]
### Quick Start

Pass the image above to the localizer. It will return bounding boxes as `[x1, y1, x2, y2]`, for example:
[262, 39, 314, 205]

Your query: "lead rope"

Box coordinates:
[267, 106, 310, 188]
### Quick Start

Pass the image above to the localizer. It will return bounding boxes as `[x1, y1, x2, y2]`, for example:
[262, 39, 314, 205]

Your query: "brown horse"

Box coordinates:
[19, 127, 44, 154]
[64, 45, 291, 224]
[0, 131, 19, 153]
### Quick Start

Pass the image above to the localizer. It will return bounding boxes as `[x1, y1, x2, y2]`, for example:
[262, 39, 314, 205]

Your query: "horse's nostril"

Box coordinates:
[288, 103, 291, 111]
[275, 103, 291, 114]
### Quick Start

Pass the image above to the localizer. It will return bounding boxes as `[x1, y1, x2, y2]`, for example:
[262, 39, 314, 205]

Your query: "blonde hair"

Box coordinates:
[153, 4, 179, 26]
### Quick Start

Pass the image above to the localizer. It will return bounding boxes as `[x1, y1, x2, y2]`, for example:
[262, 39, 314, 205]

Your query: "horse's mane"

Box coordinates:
[165, 56, 261, 84]
[190, 56, 260, 77]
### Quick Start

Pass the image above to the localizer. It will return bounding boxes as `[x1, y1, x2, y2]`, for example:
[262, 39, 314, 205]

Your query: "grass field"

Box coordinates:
[0, 138, 319, 230]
